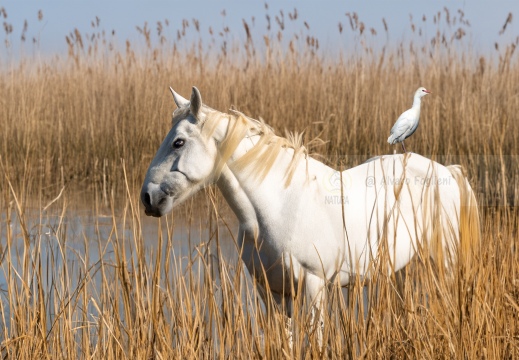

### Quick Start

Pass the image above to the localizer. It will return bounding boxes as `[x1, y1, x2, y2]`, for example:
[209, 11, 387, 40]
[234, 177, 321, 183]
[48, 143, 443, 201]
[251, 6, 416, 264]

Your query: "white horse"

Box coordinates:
[141, 87, 480, 340]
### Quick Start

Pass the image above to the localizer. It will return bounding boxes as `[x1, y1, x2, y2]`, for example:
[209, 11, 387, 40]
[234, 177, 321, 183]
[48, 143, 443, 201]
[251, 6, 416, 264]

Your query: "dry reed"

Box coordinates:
[0, 6, 518, 359]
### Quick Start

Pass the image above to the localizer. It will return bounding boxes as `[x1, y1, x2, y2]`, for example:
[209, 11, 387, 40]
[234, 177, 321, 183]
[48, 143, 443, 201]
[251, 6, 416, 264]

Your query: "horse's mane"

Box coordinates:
[198, 107, 308, 187]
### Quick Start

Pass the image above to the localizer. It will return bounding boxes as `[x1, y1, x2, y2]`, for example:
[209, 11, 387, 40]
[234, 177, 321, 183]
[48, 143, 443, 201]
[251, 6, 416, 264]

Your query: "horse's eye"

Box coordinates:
[173, 139, 185, 149]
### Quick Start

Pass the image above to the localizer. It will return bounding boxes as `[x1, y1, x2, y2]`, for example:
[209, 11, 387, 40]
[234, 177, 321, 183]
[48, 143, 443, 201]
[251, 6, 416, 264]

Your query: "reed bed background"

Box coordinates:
[0, 6, 518, 358]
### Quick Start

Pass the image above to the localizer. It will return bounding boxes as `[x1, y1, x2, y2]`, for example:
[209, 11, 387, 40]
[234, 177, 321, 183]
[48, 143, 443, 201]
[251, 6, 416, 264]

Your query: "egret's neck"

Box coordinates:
[412, 96, 422, 108]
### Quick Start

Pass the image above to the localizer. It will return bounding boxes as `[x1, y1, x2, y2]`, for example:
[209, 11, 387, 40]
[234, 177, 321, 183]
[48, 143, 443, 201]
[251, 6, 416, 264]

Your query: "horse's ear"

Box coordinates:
[190, 86, 202, 116]
[170, 87, 189, 108]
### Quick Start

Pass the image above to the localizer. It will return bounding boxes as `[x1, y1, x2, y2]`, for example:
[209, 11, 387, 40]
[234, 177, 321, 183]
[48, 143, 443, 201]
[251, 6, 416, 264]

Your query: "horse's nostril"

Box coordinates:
[144, 192, 151, 207]
[158, 197, 167, 206]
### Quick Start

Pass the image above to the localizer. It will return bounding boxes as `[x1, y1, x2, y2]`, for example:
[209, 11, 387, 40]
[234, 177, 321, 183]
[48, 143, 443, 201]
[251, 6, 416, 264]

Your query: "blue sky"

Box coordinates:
[1, 1, 518, 57]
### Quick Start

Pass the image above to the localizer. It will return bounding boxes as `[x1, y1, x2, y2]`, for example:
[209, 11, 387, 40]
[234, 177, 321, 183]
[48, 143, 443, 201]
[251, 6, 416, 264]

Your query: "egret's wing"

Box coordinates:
[390, 109, 413, 135]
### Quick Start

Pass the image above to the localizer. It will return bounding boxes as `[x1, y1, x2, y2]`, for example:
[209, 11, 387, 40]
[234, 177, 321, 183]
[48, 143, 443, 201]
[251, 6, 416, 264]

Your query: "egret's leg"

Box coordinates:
[401, 141, 407, 153]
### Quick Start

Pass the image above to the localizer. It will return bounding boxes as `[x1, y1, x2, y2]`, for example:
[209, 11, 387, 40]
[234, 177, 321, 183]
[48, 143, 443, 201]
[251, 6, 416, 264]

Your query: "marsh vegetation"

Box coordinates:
[0, 6, 518, 358]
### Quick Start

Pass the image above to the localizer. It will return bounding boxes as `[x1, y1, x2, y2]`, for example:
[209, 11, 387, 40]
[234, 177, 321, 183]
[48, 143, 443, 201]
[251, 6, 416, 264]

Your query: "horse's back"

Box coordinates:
[342, 153, 464, 276]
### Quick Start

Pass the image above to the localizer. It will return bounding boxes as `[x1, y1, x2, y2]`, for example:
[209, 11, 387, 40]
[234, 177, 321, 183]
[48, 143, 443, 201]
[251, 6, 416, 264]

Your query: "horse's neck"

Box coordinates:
[216, 164, 257, 226]
[229, 133, 261, 161]
[215, 134, 288, 231]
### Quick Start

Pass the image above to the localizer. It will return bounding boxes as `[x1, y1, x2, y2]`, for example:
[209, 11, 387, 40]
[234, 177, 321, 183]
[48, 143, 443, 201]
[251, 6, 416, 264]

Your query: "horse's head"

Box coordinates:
[141, 87, 219, 217]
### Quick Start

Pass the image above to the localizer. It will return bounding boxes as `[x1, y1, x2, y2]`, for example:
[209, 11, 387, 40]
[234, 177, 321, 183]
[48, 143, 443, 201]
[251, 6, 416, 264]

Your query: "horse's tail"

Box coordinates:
[447, 165, 481, 267]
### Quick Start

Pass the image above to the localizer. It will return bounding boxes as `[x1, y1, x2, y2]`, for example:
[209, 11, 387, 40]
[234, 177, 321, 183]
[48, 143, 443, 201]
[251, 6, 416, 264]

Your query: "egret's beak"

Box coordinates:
[424, 89, 431, 94]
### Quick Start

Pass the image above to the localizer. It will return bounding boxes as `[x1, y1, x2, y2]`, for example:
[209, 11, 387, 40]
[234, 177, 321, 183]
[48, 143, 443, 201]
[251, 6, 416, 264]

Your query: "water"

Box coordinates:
[0, 205, 372, 349]
[0, 206, 243, 339]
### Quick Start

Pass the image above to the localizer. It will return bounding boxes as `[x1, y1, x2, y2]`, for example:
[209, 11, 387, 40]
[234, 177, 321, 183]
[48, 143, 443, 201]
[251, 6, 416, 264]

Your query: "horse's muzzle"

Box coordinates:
[141, 182, 171, 217]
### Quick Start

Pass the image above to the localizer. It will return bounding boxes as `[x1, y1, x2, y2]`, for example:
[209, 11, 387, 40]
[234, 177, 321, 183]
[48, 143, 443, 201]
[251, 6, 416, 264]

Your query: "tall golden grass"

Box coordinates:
[1, 7, 519, 358]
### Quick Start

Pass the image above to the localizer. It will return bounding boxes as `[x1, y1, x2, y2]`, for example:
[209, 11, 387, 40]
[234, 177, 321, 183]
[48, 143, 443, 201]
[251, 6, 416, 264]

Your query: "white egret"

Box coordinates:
[388, 87, 431, 153]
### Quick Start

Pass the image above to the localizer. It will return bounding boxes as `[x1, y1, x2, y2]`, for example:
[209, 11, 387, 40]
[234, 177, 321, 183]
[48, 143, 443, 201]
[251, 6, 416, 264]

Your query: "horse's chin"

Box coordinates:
[144, 208, 165, 217]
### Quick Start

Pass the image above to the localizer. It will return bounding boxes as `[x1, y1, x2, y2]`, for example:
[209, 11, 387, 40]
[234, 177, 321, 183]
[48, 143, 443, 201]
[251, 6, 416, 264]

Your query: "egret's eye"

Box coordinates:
[173, 139, 185, 149]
